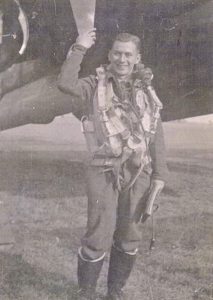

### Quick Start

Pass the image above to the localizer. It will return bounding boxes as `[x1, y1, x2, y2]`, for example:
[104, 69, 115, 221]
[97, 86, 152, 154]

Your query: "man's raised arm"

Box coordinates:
[58, 29, 97, 99]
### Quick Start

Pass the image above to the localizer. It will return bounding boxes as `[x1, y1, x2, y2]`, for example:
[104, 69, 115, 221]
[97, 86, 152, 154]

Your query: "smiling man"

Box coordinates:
[58, 30, 167, 300]
[108, 35, 141, 79]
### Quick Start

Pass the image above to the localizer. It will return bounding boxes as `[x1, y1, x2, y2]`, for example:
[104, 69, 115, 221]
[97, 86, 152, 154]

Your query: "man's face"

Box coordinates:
[108, 40, 141, 79]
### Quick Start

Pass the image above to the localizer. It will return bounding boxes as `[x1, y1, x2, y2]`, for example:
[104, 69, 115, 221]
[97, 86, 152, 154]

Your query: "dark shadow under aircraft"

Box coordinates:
[0, 0, 212, 131]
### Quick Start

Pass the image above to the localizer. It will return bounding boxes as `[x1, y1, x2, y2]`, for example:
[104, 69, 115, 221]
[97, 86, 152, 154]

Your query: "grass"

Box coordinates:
[0, 122, 212, 299]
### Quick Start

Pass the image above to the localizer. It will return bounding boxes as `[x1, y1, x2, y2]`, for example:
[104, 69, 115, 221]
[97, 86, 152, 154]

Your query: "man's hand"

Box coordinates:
[141, 179, 164, 222]
[76, 29, 96, 49]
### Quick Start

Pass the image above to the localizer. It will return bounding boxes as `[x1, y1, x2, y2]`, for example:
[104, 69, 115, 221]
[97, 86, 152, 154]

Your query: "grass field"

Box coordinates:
[0, 117, 212, 299]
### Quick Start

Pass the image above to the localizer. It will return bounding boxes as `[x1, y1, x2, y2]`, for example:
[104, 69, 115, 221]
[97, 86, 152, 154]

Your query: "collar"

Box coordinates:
[106, 65, 143, 89]
[96, 64, 143, 89]
[106, 64, 132, 83]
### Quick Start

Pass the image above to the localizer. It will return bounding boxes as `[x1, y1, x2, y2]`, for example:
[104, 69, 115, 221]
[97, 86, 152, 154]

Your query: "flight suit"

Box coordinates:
[58, 43, 168, 299]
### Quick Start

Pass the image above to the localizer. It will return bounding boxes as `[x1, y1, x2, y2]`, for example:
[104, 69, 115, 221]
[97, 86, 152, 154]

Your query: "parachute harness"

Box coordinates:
[82, 65, 163, 191]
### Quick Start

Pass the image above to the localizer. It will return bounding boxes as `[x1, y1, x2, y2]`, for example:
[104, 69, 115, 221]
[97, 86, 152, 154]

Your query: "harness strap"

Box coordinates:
[122, 162, 144, 193]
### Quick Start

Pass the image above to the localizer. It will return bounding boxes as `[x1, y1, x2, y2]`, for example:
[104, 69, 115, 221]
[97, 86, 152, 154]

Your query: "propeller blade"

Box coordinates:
[69, 0, 96, 34]
[14, 0, 29, 55]
[0, 10, 3, 44]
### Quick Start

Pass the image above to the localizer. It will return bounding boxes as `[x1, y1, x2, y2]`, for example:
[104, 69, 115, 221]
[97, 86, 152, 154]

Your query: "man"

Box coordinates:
[58, 30, 167, 300]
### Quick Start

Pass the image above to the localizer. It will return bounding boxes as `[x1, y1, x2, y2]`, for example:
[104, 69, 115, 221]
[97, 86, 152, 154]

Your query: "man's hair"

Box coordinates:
[112, 33, 141, 52]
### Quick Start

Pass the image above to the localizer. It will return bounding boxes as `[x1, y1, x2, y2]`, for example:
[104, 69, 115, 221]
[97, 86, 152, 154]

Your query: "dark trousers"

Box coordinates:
[81, 165, 151, 260]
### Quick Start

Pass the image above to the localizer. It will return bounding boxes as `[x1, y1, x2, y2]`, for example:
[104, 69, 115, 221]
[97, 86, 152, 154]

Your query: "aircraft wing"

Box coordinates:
[0, 0, 212, 130]
[0, 71, 212, 132]
[0, 75, 75, 131]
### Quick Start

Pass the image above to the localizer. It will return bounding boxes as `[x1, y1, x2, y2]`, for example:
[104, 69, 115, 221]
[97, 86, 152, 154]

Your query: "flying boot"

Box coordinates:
[77, 248, 104, 300]
[106, 245, 137, 300]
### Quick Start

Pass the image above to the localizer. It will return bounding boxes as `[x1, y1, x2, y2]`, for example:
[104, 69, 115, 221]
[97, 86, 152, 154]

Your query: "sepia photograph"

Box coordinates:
[0, 1, 212, 299]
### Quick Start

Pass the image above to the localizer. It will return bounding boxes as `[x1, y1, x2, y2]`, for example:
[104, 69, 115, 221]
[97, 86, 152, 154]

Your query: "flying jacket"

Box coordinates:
[58, 44, 168, 182]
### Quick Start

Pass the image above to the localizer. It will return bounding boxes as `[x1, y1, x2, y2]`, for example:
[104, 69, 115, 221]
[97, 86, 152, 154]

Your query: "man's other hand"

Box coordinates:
[76, 29, 96, 49]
